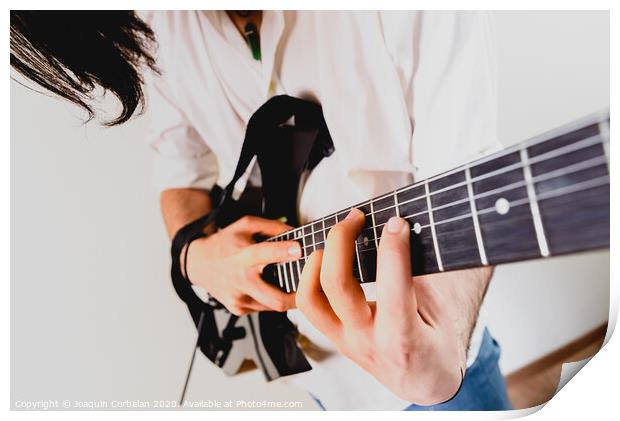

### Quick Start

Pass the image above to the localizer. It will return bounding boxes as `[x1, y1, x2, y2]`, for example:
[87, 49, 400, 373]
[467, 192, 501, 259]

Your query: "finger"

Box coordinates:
[245, 273, 297, 312]
[321, 209, 372, 329]
[224, 296, 271, 316]
[238, 298, 273, 313]
[296, 250, 343, 343]
[231, 215, 292, 237]
[375, 216, 421, 331]
[241, 240, 302, 265]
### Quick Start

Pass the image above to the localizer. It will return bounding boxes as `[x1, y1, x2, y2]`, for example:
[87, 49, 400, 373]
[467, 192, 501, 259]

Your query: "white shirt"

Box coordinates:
[144, 10, 500, 410]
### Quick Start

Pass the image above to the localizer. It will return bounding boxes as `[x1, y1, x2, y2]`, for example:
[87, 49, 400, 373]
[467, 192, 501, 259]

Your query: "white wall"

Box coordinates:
[10, 11, 609, 408]
[489, 11, 609, 373]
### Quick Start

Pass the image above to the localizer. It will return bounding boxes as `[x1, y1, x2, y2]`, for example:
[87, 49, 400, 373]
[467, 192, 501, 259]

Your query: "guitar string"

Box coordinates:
[305, 173, 610, 253]
[267, 133, 607, 243]
[389, 119, 607, 199]
[270, 150, 607, 248]
[387, 131, 606, 207]
[272, 173, 610, 291]
[272, 170, 609, 286]
[365, 153, 607, 229]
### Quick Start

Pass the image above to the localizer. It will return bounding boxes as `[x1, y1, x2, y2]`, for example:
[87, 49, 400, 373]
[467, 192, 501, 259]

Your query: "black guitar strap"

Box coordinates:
[171, 96, 334, 400]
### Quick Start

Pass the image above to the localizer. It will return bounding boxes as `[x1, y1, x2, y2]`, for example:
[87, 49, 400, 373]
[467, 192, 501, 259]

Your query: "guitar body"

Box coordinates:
[181, 96, 335, 381]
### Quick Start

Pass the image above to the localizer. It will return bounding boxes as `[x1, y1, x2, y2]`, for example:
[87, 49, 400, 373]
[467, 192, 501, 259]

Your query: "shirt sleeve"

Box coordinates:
[145, 12, 218, 191]
[144, 58, 219, 194]
[383, 11, 501, 180]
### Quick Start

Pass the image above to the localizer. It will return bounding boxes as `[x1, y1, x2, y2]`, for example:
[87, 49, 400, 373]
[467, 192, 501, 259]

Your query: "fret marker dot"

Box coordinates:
[413, 222, 422, 234]
[363, 236, 369, 247]
[495, 198, 510, 215]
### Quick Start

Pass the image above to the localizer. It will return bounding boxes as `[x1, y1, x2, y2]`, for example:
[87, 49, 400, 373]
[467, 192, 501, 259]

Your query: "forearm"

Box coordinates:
[160, 188, 214, 239]
[440, 266, 493, 357]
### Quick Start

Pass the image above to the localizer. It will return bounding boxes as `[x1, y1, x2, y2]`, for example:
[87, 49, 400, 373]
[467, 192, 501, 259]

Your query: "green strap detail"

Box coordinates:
[244, 22, 261, 61]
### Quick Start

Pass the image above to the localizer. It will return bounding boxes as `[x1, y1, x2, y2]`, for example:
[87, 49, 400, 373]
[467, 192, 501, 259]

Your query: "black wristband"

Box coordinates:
[170, 210, 219, 318]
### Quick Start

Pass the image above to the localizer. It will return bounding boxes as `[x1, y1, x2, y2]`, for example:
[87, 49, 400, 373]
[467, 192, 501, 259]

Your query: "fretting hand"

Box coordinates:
[296, 208, 480, 405]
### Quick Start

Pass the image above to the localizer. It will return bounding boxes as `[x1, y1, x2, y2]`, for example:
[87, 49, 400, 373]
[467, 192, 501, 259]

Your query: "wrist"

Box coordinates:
[181, 235, 208, 283]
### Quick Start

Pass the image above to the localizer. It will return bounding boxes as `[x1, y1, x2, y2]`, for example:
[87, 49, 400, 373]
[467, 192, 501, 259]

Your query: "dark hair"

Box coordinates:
[10, 11, 158, 126]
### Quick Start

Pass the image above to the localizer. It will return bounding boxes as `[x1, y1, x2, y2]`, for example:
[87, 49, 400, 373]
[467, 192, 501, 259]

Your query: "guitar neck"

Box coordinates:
[266, 111, 610, 293]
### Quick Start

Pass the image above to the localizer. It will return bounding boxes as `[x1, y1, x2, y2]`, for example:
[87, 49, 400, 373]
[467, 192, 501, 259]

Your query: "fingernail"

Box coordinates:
[288, 244, 301, 257]
[387, 217, 406, 234]
[345, 208, 361, 220]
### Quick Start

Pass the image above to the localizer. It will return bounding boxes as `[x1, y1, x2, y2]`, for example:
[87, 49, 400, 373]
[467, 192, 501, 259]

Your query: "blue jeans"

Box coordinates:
[405, 328, 512, 411]
[313, 328, 512, 411]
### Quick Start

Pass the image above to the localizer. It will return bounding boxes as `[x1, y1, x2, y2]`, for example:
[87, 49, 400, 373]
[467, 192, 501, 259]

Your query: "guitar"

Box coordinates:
[173, 96, 609, 400]
[264, 110, 610, 289]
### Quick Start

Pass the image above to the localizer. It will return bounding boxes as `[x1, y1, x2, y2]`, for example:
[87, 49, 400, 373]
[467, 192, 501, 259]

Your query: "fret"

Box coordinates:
[430, 176, 470, 219]
[269, 235, 285, 290]
[354, 242, 365, 282]
[472, 152, 541, 264]
[283, 233, 294, 291]
[369, 200, 379, 249]
[397, 195, 426, 215]
[466, 167, 488, 265]
[373, 206, 396, 228]
[520, 148, 550, 257]
[290, 260, 298, 291]
[430, 170, 481, 270]
[309, 221, 316, 253]
[355, 202, 375, 255]
[303, 225, 314, 257]
[336, 208, 365, 282]
[293, 229, 302, 289]
[337, 208, 364, 282]
[536, 175, 609, 256]
[298, 254, 306, 274]
[312, 221, 324, 248]
[284, 232, 296, 291]
[397, 186, 439, 274]
[300, 226, 308, 259]
[533, 124, 609, 256]
[282, 258, 290, 293]
[393, 190, 400, 217]
[324, 215, 337, 232]
[424, 181, 443, 271]
[276, 261, 284, 289]
[276, 263, 284, 289]
[402, 212, 437, 275]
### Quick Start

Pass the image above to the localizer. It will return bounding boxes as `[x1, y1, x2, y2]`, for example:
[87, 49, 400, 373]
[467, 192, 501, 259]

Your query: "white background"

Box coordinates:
[10, 10, 610, 410]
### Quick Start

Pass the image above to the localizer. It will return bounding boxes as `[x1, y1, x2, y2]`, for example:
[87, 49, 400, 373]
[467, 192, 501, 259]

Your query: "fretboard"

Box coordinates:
[265, 111, 610, 293]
